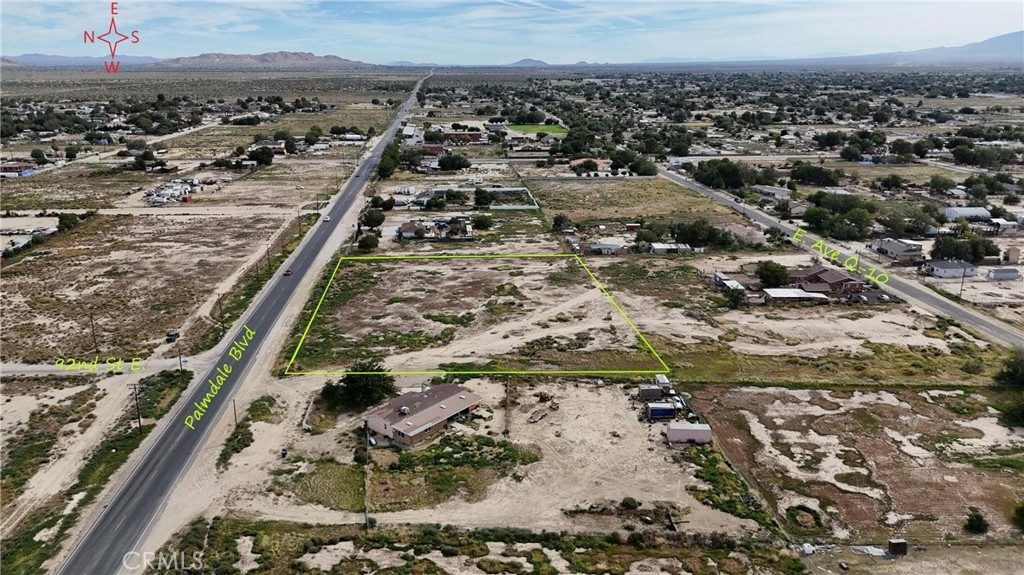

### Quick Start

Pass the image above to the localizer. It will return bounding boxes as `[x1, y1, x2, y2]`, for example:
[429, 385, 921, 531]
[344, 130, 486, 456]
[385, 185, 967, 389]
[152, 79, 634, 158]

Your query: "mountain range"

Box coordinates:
[4, 31, 1022, 69]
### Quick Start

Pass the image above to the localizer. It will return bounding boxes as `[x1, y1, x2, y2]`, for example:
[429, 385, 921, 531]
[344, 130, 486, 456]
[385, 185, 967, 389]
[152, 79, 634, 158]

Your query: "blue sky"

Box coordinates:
[2, 1, 1021, 64]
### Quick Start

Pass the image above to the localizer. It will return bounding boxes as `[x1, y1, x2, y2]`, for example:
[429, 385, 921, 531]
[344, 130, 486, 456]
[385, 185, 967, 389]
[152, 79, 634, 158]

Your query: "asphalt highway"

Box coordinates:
[58, 73, 429, 575]
[659, 169, 1024, 347]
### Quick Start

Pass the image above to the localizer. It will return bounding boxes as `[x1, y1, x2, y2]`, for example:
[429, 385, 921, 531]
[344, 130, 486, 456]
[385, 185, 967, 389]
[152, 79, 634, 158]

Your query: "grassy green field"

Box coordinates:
[507, 124, 568, 134]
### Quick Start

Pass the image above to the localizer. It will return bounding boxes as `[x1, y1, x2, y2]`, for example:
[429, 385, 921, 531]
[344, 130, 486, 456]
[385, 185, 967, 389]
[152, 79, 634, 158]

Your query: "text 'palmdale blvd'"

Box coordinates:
[183, 325, 256, 430]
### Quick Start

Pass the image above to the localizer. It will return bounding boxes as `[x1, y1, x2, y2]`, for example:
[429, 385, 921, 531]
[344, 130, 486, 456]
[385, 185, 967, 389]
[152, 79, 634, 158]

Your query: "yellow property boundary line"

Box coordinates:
[284, 253, 670, 376]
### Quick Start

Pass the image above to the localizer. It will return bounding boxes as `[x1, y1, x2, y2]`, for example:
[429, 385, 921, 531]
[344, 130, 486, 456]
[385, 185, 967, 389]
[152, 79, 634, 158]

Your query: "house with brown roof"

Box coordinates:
[365, 384, 482, 448]
[789, 266, 864, 293]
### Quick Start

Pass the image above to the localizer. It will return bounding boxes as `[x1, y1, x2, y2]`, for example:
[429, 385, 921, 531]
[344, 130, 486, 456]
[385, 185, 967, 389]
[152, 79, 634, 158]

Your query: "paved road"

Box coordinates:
[57, 73, 429, 575]
[659, 169, 1023, 348]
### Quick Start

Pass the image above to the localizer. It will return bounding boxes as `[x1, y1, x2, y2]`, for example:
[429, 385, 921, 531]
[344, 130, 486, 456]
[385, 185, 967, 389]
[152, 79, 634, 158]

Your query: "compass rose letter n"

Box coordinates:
[83, 3, 141, 74]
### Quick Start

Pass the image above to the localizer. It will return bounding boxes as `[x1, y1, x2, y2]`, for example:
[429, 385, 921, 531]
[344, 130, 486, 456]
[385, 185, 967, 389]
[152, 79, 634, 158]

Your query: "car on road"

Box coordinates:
[734, 197, 743, 203]
[284, 269, 293, 277]
[165, 330, 180, 343]
[324, 216, 331, 222]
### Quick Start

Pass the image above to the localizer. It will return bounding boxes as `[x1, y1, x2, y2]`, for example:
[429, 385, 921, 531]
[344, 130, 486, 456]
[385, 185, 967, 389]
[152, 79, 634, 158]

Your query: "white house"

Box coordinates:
[944, 207, 991, 221]
[987, 268, 1020, 281]
[922, 260, 978, 278]
[666, 422, 712, 444]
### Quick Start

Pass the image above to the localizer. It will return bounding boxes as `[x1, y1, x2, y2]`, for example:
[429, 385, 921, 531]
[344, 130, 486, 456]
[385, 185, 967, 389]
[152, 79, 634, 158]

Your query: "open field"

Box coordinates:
[0, 164, 168, 210]
[508, 124, 569, 134]
[154, 519, 804, 575]
[187, 162, 347, 207]
[820, 160, 959, 184]
[284, 255, 665, 375]
[691, 386, 1024, 542]
[0, 69, 418, 100]
[528, 177, 749, 226]
[0, 213, 286, 363]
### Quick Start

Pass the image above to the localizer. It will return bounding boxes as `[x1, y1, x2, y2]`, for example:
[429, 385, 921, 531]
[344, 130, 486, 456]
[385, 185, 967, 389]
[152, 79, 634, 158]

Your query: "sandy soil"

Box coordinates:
[1, 370, 144, 536]
[217, 379, 758, 537]
[693, 387, 1024, 542]
[0, 213, 287, 363]
[804, 544, 1024, 575]
[293, 255, 658, 373]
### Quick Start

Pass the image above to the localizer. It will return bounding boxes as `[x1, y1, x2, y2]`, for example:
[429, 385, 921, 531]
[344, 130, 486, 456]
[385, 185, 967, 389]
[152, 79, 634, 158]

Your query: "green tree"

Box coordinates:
[964, 509, 989, 534]
[30, 149, 48, 164]
[726, 288, 744, 309]
[438, 154, 471, 171]
[629, 157, 658, 176]
[357, 234, 379, 251]
[929, 175, 957, 192]
[1013, 502, 1024, 530]
[321, 361, 397, 410]
[247, 147, 274, 166]
[756, 261, 789, 288]
[839, 146, 862, 161]
[361, 209, 385, 229]
[474, 188, 492, 207]
[1004, 193, 1020, 205]
[996, 347, 1024, 387]
[552, 213, 572, 231]
[472, 214, 493, 230]
[57, 213, 80, 231]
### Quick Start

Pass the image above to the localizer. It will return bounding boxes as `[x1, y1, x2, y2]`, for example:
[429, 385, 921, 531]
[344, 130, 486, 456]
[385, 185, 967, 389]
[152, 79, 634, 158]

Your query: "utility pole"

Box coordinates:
[177, 344, 183, 372]
[959, 268, 967, 300]
[232, 399, 238, 427]
[88, 311, 99, 353]
[131, 383, 143, 435]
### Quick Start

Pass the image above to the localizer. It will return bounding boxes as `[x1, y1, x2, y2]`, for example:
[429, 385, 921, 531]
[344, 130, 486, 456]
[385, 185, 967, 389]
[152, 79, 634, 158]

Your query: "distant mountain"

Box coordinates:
[386, 61, 437, 67]
[506, 58, 549, 67]
[0, 57, 26, 67]
[8, 53, 163, 67]
[644, 31, 1024, 68]
[155, 51, 372, 70]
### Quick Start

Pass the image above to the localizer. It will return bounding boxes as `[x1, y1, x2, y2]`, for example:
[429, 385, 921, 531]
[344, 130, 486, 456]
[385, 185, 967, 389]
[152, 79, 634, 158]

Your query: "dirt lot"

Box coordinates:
[691, 386, 1024, 543]
[185, 162, 349, 208]
[0, 165, 171, 210]
[216, 378, 759, 536]
[0, 213, 286, 363]
[528, 177, 750, 226]
[287, 255, 664, 374]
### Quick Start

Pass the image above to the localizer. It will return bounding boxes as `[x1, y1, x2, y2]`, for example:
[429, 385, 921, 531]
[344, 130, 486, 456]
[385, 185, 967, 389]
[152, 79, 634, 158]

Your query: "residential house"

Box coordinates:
[921, 260, 978, 278]
[365, 384, 482, 449]
[788, 266, 864, 293]
[752, 184, 791, 200]
[584, 241, 629, 255]
[398, 222, 427, 239]
[870, 238, 925, 264]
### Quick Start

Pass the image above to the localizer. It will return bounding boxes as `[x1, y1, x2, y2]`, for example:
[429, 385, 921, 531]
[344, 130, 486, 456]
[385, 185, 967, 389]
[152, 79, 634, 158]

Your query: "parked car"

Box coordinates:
[165, 330, 180, 343]
[879, 294, 891, 302]
[857, 295, 869, 303]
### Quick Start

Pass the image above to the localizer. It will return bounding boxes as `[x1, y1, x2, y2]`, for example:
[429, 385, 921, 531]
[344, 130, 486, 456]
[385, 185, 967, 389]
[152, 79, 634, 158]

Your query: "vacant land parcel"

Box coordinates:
[692, 387, 1024, 542]
[528, 177, 748, 226]
[0, 213, 286, 363]
[284, 254, 667, 375]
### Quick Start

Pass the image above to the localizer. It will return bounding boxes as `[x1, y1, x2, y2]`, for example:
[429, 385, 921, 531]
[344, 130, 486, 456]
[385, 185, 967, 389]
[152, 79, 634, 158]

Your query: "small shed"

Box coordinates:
[638, 385, 664, 400]
[987, 268, 1020, 281]
[645, 401, 676, 420]
[666, 422, 712, 444]
[887, 539, 907, 556]
[654, 374, 670, 386]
